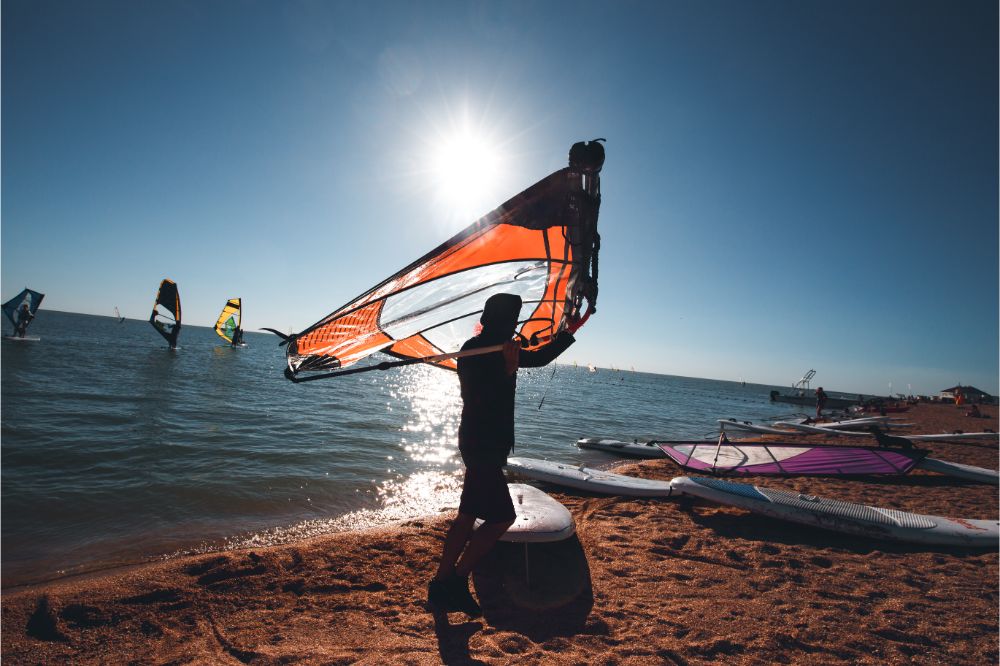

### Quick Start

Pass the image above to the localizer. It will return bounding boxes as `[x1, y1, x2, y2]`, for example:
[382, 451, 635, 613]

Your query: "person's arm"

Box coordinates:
[518, 331, 575, 368]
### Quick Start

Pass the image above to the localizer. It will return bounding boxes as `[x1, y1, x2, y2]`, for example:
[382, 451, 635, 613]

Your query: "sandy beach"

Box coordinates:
[2, 402, 997, 665]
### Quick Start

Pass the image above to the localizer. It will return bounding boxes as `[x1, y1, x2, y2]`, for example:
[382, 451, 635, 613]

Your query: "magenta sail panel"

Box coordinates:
[657, 443, 926, 476]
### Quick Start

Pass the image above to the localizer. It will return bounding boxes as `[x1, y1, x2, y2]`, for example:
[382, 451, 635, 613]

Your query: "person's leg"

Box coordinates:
[453, 466, 515, 576]
[429, 513, 485, 616]
[441, 517, 513, 616]
[454, 519, 515, 577]
[429, 465, 514, 617]
[434, 513, 476, 580]
[428, 513, 475, 613]
[428, 466, 481, 614]
[435, 518, 513, 618]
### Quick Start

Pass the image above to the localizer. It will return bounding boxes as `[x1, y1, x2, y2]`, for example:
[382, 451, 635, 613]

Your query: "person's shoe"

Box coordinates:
[445, 574, 482, 618]
[427, 578, 455, 613]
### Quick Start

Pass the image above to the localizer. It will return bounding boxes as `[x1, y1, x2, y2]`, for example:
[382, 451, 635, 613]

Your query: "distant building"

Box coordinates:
[939, 385, 995, 404]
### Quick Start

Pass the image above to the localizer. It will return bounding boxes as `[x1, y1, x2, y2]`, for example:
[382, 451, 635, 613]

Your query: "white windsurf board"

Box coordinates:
[906, 432, 998, 442]
[918, 458, 999, 484]
[576, 437, 666, 458]
[474, 483, 575, 543]
[506, 457, 675, 497]
[769, 422, 872, 437]
[774, 417, 904, 430]
[717, 420, 797, 435]
[671, 476, 998, 547]
[763, 422, 997, 443]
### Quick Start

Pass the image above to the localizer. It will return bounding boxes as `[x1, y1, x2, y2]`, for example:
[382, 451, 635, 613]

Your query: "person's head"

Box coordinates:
[479, 293, 521, 340]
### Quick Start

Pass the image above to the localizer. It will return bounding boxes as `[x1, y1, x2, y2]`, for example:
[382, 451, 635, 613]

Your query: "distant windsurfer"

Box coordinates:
[232, 327, 244, 347]
[427, 293, 586, 617]
[152, 318, 178, 349]
[14, 302, 33, 337]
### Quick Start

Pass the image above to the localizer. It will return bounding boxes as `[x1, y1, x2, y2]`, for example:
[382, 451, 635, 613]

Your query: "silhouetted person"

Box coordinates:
[815, 386, 828, 420]
[14, 302, 33, 337]
[428, 293, 583, 617]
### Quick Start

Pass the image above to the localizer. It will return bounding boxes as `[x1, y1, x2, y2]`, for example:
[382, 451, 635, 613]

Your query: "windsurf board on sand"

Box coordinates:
[780, 415, 892, 426]
[774, 418, 914, 431]
[717, 419, 793, 435]
[790, 424, 1000, 442]
[768, 422, 877, 437]
[723, 419, 998, 444]
[506, 457, 675, 496]
[671, 476, 999, 547]
[917, 458, 999, 485]
[905, 432, 999, 442]
[474, 483, 575, 543]
[576, 437, 667, 458]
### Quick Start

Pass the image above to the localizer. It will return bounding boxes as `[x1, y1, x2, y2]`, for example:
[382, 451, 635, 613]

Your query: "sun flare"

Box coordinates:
[428, 127, 505, 221]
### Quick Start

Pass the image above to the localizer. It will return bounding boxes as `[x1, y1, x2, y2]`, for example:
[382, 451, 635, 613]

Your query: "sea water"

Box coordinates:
[2, 311, 812, 587]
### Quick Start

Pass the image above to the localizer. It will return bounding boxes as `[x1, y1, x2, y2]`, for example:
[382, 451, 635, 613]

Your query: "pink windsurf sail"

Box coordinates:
[657, 442, 926, 476]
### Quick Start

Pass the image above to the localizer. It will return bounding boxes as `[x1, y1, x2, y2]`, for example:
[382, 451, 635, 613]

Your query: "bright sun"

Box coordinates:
[429, 128, 504, 220]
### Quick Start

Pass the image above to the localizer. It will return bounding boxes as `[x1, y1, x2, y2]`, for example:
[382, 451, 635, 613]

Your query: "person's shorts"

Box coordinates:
[458, 465, 516, 524]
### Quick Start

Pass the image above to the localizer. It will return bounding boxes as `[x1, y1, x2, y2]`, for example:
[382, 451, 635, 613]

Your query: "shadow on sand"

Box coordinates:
[432, 612, 488, 666]
[472, 535, 593, 639]
[433, 534, 594, 662]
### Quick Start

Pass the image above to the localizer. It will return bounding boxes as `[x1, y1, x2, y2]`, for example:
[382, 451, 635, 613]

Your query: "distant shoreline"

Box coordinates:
[22, 310, 989, 397]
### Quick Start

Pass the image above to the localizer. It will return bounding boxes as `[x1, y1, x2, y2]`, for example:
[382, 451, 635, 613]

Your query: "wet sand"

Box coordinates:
[2, 402, 997, 664]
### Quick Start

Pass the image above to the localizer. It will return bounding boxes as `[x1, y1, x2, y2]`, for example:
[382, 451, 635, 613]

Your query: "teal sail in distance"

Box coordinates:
[2, 288, 44, 337]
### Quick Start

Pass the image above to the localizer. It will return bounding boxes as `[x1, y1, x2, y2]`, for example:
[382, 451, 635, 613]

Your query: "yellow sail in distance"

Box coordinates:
[214, 298, 241, 344]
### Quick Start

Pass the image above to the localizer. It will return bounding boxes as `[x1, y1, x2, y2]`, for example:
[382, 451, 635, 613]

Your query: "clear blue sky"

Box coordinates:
[3, 0, 997, 395]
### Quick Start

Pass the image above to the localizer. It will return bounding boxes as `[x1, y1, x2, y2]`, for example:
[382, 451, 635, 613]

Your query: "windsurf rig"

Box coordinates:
[215, 298, 242, 345]
[2, 288, 44, 336]
[150, 279, 182, 348]
[656, 440, 927, 476]
[270, 139, 605, 382]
